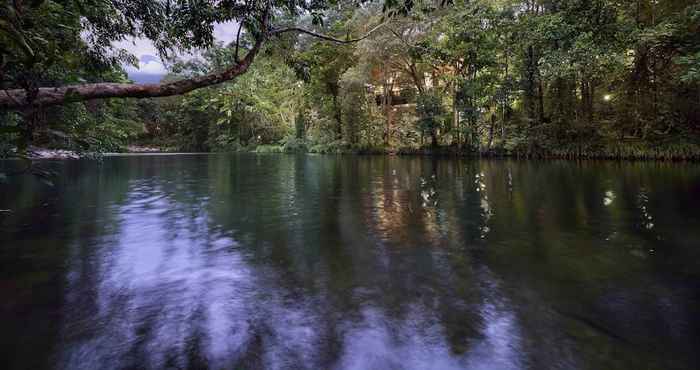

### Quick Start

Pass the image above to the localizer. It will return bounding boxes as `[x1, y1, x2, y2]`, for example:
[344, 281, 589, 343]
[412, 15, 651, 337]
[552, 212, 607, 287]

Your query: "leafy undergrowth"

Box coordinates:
[506, 139, 700, 160]
[266, 139, 700, 160]
[9, 137, 699, 161]
[255, 145, 284, 153]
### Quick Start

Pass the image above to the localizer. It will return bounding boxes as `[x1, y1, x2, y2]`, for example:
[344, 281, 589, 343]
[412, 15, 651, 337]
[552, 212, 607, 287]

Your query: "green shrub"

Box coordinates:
[255, 144, 284, 153]
[282, 137, 307, 153]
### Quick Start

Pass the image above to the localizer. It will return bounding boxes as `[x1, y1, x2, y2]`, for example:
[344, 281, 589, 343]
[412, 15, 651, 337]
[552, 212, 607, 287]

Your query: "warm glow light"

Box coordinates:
[603, 94, 612, 101]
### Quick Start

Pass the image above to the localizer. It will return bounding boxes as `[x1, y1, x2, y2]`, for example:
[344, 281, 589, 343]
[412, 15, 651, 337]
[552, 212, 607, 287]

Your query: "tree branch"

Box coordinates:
[234, 23, 243, 62]
[0, 37, 264, 110]
[3, 89, 21, 106]
[270, 22, 387, 44]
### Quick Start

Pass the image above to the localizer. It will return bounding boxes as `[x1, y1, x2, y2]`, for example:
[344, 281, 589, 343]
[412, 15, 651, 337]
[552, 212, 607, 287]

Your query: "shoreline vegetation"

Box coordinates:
[10, 141, 700, 161]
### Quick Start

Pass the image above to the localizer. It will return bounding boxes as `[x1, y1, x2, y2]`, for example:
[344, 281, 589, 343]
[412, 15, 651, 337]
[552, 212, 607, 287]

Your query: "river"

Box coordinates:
[1, 154, 699, 369]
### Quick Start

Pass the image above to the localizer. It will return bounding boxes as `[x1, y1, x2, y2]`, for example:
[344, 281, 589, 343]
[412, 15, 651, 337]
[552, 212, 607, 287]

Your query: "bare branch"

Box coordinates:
[270, 22, 387, 44]
[3, 89, 21, 106]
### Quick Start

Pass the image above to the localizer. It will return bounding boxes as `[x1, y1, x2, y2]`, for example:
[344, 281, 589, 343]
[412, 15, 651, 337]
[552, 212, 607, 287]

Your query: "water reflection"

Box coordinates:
[603, 190, 615, 206]
[1, 155, 699, 370]
[637, 188, 654, 230]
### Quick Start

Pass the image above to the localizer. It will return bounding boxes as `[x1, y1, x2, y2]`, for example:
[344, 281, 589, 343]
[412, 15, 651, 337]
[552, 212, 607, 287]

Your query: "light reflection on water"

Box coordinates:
[1, 154, 700, 370]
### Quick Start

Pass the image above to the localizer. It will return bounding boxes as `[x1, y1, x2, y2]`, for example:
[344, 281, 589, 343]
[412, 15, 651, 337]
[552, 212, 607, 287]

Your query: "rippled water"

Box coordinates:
[1, 154, 699, 370]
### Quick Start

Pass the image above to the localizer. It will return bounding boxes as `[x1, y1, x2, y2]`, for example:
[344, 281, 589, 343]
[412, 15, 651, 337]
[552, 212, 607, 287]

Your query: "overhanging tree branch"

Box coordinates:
[0, 36, 264, 110]
[0, 18, 386, 111]
[270, 22, 387, 43]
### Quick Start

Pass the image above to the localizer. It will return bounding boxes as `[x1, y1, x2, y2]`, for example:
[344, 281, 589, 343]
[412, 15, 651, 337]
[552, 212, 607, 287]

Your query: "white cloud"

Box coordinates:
[114, 37, 160, 60]
[116, 21, 241, 79]
[213, 21, 239, 46]
[116, 21, 239, 59]
[126, 59, 167, 74]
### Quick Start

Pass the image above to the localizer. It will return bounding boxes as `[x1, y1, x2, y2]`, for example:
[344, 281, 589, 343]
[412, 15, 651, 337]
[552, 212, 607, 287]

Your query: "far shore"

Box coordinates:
[23, 145, 165, 160]
[7, 144, 699, 162]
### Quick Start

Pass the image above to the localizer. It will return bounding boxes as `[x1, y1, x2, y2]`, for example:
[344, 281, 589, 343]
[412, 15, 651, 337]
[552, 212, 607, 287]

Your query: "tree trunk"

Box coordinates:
[295, 110, 305, 140]
[409, 62, 424, 94]
[523, 46, 539, 125]
[453, 82, 459, 146]
[501, 53, 509, 143]
[537, 73, 545, 123]
[385, 105, 394, 146]
[581, 75, 595, 123]
[487, 113, 495, 149]
[331, 93, 342, 141]
[382, 75, 394, 146]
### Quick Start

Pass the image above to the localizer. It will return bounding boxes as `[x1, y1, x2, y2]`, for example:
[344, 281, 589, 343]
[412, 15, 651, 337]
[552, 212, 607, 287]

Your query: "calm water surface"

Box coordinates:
[1, 154, 699, 370]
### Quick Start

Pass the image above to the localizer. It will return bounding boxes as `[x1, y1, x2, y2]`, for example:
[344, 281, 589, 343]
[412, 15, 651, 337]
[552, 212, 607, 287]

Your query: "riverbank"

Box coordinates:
[26, 146, 81, 160]
[241, 140, 700, 161]
[15, 145, 163, 160]
[5, 141, 700, 161]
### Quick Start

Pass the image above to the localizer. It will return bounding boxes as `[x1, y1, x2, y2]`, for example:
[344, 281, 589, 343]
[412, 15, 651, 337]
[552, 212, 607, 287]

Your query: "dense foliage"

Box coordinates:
[1, 0, 699, 159]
